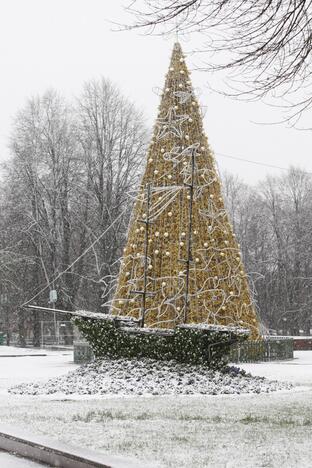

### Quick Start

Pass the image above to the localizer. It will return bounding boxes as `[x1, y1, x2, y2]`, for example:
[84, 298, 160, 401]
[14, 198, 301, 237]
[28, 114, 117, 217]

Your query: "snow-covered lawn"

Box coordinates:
[0, 347, 311, 467]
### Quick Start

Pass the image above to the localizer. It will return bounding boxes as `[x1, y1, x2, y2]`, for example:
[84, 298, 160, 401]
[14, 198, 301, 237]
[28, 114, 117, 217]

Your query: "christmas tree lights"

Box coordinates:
[110, 42, 260, 339]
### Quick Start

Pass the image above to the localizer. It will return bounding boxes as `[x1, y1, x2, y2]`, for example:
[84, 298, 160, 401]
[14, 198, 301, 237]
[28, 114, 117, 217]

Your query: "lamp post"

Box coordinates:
[49, 288, 58, 345]
[0, 293, 9, 346]
[282, 317, 288, 336]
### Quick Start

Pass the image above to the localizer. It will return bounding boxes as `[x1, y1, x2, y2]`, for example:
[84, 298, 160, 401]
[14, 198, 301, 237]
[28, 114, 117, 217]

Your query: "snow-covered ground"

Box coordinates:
[0, 347, 311, 468]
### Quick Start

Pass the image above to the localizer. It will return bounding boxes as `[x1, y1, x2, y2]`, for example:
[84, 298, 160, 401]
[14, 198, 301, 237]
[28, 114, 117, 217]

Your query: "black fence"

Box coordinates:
[229, 337, 293, 363]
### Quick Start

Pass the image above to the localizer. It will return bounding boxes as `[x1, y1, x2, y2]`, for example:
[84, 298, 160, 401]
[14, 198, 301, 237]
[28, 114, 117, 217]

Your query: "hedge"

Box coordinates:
[73, 314, 249, 368]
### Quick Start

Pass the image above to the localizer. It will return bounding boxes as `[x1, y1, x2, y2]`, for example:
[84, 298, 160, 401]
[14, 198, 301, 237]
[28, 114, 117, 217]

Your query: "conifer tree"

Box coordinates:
[111, 42, 259, 339]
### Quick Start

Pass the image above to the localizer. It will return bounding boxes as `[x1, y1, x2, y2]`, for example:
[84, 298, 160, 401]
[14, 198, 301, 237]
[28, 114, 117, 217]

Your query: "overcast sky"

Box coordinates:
[0, 0, 311, 184]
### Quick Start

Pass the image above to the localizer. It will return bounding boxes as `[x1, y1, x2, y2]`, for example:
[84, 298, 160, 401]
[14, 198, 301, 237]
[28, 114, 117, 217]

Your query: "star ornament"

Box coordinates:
[156, 108, 189, 140]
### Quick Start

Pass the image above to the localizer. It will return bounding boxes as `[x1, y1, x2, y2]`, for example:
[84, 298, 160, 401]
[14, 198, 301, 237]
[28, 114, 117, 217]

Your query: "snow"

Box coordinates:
[0, 424, 151, 468]
[178, 323, 250, 335]
[0, 346, 78, 391]
[238, 351, 312, 386]
[0, 452, 46, 467]
[0, 347, 312, 467]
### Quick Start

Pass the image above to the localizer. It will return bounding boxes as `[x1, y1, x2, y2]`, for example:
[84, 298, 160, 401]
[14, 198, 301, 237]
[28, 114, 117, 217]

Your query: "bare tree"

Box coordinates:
[8, 90, 79, 343]
[125, 0, 312, 122]
[223, 167, 312, 335]
[76, 78, 148, 310]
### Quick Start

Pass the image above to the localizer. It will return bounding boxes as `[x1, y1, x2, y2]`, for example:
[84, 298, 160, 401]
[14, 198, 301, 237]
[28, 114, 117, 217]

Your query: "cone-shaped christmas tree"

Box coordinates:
[111, 43, 259, 339]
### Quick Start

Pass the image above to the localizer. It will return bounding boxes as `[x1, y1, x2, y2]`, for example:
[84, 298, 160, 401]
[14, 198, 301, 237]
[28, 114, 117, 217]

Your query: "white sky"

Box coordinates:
[0, 0, 311, 184]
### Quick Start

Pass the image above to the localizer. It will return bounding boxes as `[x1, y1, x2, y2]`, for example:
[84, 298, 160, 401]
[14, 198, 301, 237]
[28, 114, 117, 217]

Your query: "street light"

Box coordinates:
[0, 293, 9, 346]
[49, 289, 58, 345]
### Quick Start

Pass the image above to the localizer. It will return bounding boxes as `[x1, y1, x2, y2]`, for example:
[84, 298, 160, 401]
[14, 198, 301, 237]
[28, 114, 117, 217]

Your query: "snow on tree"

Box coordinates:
[110, 42, 260, 339]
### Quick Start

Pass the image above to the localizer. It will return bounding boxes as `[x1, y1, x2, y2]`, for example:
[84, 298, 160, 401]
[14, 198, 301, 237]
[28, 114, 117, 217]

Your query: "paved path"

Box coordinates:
[0, 451, 47, 467]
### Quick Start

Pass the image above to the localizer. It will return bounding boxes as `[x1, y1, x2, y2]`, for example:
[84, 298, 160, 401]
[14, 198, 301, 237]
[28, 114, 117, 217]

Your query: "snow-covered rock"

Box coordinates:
[9, 358, 292, 396]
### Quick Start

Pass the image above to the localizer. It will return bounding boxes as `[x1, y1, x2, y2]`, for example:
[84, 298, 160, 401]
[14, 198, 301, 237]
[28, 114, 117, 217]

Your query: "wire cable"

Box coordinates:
[20, 207, 127, 308]
[215, 151, 312, 175]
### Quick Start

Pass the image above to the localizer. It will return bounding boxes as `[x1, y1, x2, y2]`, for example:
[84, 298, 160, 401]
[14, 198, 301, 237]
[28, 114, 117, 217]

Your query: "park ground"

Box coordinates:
[0, 346, 311, 468]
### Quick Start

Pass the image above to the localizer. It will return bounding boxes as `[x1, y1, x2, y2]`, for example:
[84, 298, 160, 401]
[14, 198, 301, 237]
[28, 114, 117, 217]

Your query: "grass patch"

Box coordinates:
[240, 414, 312, 427]
[177, 414, 222, 423]
[72, 410, 152, 423]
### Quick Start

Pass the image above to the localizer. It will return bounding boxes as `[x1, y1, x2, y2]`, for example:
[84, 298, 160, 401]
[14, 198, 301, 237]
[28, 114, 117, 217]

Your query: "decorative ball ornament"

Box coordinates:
[167, 174, 172, 180]
[224, 240, 229, 245]
[188, 118, 193, 123]
[165, 87, 170, 92]
[204, 242, 208, 247]
[130, 298, 135, 304]
[195, 257, 200, 263]
[193, 230, 198, 235]
[192, 101, 196, 106]
[201, 146, 205, 151]
[162, 281, 167, 287]
[236, 257, 240, 261]
[230, 291, 234, 295]
[155, 249, 159, 255]
[187, 80, 191, 85]
[132, 243, 137, 248]
[183, 161, 188, 166]
[174, 105, 179, 110]
[179, 57, 184, 63]
[142, 213, 147, 218]
[148, 265, 153, 270]
[180, 70, 185, 74]
[187, 195, 191, 200]
[165, 251, 170, 257]
[149, 158, 153, 163]
[136, 252, 141, 257]
[209, 194, 214, 199]
[140, 226, 144, 232]
[240, 270, 244, 275]
[185, 135, 190, 140]
[179, 83, 183, 88]
[220, 252, 225, 257]
[178, 271, 184, 276]
[135, 228, 139, 233]
[170, 67, 174, 71]
[180, 241, 184, 246]
[155, 231, 160, 237]
[168, 211, 173, 217]
[164, 232, 169, 238]
[125, 272, 130, 277]
[161, 148, 165, 153]
[221, 306, 226, 311]
[154, 169, 159, 175]
[181, 232, 186, 237]
[177, 306, 181, 311]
